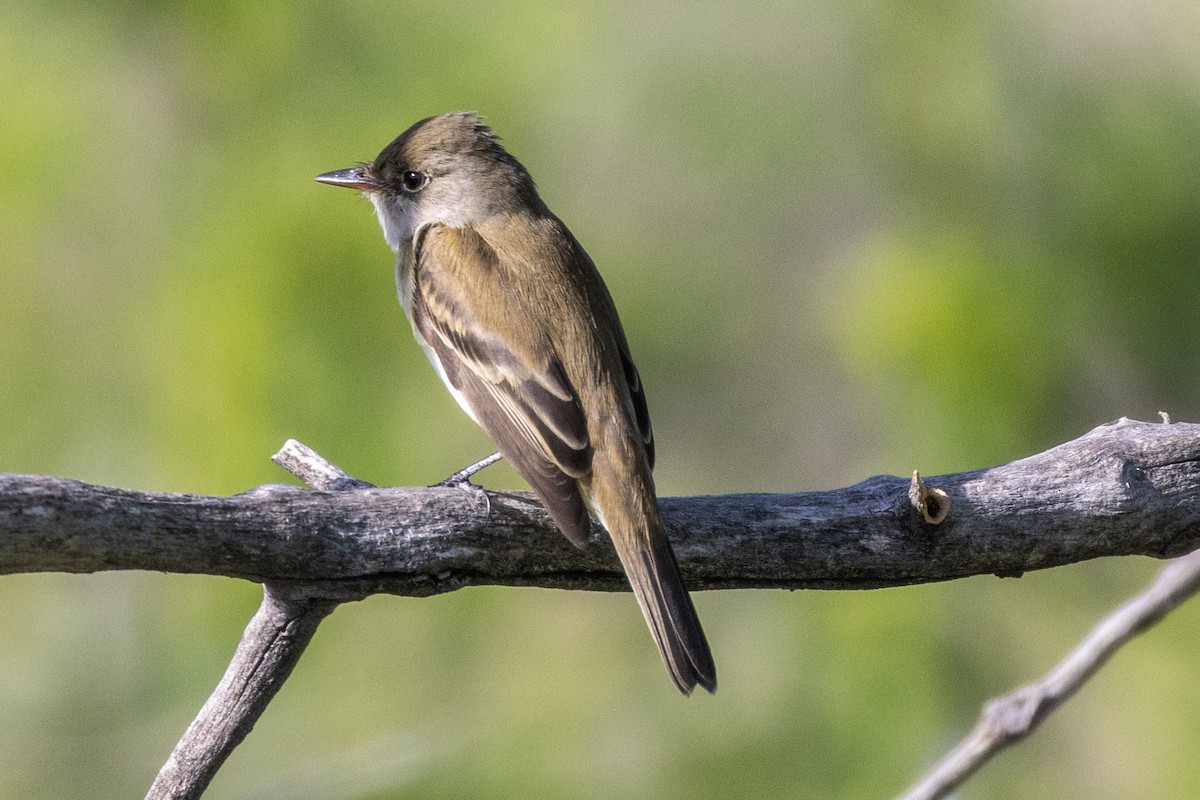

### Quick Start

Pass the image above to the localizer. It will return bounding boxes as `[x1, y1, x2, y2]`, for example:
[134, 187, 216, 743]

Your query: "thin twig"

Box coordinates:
[272, 438, 375, 490]
[897, 546, 1200, 800]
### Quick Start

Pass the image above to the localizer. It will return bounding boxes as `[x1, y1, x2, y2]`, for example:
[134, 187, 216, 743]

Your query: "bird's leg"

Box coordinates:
[434, 451, 503, 515]
[437, 451, 503, 487]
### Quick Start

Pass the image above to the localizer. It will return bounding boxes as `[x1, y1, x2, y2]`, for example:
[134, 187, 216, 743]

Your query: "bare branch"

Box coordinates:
[2, 417, 1198, 800]
[897, 546, 1200, 800]
[145, 585, 335, 800]
[2, 419, 1198, 597]
[145, 440, 365, 800]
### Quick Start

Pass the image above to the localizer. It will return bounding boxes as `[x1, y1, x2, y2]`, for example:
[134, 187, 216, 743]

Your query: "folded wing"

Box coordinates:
[411, 224, 595, 545]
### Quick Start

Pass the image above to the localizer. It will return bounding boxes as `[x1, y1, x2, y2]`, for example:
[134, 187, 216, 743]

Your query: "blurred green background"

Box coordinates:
[2, 0, 1199, 797]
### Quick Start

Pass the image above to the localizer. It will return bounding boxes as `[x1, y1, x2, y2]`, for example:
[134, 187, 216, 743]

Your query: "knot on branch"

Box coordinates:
[909, 471, 950, 524]
[981, 685, 1044, 740]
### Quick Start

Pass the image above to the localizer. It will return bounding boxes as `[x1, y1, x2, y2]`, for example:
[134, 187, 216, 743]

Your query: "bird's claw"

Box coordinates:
[437, 451, 503, 486]
[434, 452, 502, 516]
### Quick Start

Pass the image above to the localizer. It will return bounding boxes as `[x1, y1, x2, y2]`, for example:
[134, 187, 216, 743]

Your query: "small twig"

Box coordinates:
[897, 546, 1200, 800]
[272, 439, 375, 490]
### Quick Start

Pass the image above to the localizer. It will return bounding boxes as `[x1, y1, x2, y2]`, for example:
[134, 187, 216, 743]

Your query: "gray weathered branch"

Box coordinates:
[3, 419, 1199, 601]
[144, 440, 363, 800]
[3, 418, 1200, 800]
[897, 545, 1200, 800]
[145, 585, 335, 799]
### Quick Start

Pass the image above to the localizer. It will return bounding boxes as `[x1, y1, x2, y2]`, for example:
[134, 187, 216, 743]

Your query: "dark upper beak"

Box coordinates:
[315, 166, 378, 191]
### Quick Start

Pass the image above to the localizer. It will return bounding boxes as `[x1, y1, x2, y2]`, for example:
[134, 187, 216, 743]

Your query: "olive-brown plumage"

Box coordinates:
[317, 112, 715, 694]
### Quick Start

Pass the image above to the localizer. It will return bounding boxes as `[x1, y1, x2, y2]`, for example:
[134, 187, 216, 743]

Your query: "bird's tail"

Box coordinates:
[590, 457, 716, 695]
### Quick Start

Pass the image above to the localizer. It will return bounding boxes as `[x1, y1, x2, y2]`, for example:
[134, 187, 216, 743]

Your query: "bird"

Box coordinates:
[316, 112, 716, 694]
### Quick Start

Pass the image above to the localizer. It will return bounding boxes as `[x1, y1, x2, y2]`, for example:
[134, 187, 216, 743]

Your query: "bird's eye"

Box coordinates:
[400, 170, 428, 192]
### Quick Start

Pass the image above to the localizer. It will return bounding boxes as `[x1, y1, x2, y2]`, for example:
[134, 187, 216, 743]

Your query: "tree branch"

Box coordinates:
[145, 585, 335, 800]
[2, 419, 1199, 600]
[3, 417, 1200, 799]
[144, 441, 362, 800]
[897, 545, 1200, 800]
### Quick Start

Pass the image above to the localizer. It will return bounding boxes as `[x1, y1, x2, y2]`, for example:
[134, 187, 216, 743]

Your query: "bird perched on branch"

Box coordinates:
[317, 112, 716, 694]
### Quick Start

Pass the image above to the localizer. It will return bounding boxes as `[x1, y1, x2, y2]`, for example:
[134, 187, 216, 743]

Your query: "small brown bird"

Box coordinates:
[317, 112, 716, 694]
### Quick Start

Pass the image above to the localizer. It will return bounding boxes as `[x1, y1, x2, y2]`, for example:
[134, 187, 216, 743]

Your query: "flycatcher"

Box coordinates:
[317, 112, 716, 695]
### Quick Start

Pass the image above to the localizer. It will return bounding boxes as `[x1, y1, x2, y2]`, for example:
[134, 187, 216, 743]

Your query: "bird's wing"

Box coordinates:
[619, 348, 654, 471]
[411, 223, 595, 545]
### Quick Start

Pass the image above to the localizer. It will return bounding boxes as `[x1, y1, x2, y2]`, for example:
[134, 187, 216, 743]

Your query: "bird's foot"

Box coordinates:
[434, 452, 503, 515]
[436, 451, 503, 487]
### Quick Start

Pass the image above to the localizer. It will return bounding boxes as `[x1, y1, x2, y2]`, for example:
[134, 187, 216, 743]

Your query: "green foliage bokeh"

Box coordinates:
[2, 1, 1199, 798]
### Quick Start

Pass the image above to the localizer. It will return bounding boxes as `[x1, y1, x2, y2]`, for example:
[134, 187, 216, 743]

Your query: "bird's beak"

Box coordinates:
[315, 166, 378, 191]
